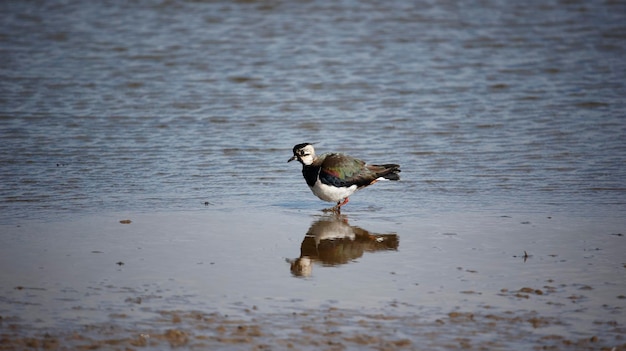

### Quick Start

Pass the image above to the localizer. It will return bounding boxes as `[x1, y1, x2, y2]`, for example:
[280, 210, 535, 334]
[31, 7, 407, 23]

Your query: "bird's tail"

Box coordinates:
[370, 164, 401, 181]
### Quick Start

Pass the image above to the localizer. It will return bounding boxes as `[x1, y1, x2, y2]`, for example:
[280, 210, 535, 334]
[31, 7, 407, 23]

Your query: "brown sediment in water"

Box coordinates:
[1, 307, 624, 350]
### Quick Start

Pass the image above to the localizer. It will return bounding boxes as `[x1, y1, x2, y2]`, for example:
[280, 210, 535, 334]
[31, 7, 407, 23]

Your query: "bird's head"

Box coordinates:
[288, 143, 316, 166]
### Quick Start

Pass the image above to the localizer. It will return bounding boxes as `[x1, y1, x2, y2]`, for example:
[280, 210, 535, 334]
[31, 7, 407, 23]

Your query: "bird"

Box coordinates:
[288, 143, 400, 212]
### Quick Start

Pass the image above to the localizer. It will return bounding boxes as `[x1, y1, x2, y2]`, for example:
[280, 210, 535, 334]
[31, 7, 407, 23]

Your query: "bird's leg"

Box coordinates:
[325, 198, 350, 214]
[338, 197, 349, 207]
[333, 197, 349, 213]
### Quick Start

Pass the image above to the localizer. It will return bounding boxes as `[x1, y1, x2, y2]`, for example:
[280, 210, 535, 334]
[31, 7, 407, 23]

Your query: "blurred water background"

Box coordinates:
[1, 0, 625, 223]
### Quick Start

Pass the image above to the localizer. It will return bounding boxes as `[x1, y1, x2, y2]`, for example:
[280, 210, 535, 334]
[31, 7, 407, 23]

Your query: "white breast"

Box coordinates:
[309, 180, 358, 203]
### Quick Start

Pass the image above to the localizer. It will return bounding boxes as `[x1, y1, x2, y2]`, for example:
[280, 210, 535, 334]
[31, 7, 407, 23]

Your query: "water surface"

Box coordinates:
[1, 0, 625, 221]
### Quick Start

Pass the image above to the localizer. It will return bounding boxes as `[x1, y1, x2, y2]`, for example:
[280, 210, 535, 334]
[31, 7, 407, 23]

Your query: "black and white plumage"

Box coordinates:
[288, 143, 400, 212]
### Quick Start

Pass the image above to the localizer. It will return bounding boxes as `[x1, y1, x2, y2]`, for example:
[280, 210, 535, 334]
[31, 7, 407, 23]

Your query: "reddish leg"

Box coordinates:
[325, 198, 350, 214]
[337, 197, 350, 207]
[332, 197, 349, 213]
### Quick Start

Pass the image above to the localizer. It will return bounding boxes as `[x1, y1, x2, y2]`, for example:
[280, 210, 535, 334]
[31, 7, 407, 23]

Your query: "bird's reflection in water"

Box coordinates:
[289, 214, 399, 277]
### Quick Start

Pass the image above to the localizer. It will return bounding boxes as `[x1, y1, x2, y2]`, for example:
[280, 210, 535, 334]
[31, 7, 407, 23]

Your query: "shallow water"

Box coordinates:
[1, 0, 625, 349]
[0, 209, 624, 349]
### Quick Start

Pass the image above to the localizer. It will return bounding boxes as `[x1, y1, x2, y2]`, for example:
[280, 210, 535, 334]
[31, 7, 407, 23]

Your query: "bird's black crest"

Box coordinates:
[292, 143, 312, 153]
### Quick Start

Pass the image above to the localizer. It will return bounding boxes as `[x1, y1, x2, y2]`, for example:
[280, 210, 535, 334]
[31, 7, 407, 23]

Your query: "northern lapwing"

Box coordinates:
[288, 143, 400, 212]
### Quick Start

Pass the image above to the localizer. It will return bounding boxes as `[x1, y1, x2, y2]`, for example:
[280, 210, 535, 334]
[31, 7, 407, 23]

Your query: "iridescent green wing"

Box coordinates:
[318, 153, 376, 188]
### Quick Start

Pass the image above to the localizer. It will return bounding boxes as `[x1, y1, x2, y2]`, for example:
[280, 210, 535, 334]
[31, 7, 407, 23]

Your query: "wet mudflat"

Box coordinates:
[2, 308, 620, 351]
[1, 207, 624, 350]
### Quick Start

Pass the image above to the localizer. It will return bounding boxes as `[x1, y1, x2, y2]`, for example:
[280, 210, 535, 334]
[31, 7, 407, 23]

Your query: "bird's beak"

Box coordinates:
[287, 155, 297, 163]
